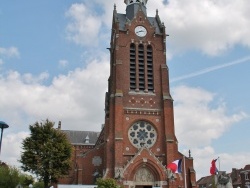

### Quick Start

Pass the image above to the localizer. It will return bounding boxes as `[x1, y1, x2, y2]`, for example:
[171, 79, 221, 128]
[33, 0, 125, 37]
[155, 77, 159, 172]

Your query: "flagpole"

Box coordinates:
[183, 155, 187, 188]
[218, 157, 220, 171]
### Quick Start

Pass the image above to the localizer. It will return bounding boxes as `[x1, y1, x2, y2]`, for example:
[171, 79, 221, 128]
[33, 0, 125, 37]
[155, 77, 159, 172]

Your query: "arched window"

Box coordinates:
[147, 45, 154, 91]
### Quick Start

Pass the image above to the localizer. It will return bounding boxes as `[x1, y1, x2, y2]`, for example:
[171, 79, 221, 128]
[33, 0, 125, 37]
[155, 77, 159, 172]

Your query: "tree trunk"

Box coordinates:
[44, 175, 49, 188]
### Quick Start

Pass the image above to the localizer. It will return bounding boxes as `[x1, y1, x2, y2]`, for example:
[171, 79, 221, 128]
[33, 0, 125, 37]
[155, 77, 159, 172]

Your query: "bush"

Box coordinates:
[96, 178, 123, 188]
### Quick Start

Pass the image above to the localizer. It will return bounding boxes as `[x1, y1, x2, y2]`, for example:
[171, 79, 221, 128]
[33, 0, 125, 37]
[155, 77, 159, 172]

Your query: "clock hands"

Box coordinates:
[136, 30, 144, 33]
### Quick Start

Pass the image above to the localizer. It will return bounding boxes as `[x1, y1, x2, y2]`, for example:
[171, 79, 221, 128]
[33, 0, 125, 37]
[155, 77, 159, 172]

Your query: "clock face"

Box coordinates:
[135, 26, 147, 37]
[128, 121, 157, 148]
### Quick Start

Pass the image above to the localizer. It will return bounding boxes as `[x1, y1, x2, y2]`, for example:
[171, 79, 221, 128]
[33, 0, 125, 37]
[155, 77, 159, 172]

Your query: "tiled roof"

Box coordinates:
[62, 130, 100, 145]
[197, 175, 214, 187]
[244, 165, 250, 170]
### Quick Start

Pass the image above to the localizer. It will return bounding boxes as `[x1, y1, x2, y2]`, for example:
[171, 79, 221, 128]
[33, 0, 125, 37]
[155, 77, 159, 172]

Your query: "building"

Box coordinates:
[59, 0, 197, 187]
[197, 165, 250, 188]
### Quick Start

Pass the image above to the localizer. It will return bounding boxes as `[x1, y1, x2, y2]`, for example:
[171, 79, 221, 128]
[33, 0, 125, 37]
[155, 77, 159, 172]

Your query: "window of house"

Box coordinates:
[245, 173, 249, 180]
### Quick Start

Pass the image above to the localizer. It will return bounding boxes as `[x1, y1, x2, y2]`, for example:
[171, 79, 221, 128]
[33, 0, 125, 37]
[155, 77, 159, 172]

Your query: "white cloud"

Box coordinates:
[0, 55, 109, 133]
[65, 3, 102, 46]
[65, 0, 250, 54]
[173, 85, 248, 147]
[0, 46, 20, 58]
[1, 132, 29, 167]
[146, 0, 250, 55]
[173, 85, 249, 179]
[184, 147, 250, 179]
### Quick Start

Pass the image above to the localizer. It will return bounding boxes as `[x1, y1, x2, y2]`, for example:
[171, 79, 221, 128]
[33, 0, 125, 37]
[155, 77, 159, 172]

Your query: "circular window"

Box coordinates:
[128, 121, 157, 148]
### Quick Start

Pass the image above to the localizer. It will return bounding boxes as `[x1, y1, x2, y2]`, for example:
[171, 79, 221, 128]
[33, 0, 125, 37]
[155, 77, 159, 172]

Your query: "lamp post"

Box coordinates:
[0, 121, 9, 155]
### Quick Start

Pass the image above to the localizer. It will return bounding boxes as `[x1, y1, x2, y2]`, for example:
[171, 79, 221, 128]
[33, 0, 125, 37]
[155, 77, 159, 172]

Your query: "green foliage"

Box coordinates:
[0, 165, 34, 188]
[20, 119, 72, 188]
[33, 181, 45, 188]
[0, 165, 19, 187]
[96, 178, 122, 188]
[19, 173, 34, 187]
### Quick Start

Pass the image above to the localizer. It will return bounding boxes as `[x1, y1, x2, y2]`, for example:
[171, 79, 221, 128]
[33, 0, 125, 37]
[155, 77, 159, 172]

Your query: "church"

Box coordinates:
[58, 0, 197, 187]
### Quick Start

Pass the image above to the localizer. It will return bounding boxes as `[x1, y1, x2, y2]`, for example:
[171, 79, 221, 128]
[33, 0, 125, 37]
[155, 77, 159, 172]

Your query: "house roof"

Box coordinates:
[197, 175, 214, 187]
[62, 130, 100, 145]
[244, 165, 250, 171]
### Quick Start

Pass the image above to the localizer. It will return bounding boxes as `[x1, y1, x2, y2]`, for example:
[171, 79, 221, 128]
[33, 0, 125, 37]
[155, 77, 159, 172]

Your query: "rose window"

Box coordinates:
[128, 121, 157, 148]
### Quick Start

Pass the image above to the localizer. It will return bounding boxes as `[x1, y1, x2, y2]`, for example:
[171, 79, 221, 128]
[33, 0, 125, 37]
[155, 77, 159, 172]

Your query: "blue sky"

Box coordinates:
[0, 0, 250, 179]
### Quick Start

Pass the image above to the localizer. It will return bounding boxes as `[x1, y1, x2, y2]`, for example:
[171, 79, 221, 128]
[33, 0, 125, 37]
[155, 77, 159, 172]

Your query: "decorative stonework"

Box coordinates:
[134, 167, 154, 183]
[115, 167, 124, 179]
[129, 97, 156, 107]
[92, 156, 102, 166]
[124, 108, 161, 116]
[128, 121, 157, 148]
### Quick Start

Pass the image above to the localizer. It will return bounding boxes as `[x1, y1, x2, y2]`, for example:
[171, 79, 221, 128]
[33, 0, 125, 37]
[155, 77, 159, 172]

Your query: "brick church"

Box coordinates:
[59, 0, 197, 187]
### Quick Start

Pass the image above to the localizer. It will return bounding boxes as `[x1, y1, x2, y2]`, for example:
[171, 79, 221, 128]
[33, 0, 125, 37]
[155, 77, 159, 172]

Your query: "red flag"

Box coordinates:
[210, 159, 218, 175]
[166, 159, 182, 173]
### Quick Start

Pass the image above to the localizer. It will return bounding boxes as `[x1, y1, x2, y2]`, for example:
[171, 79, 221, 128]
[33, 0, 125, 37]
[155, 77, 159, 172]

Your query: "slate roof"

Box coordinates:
[126, 3, 147, 20]
[62, 130, 100, 145]
[115, 3, 163, 34]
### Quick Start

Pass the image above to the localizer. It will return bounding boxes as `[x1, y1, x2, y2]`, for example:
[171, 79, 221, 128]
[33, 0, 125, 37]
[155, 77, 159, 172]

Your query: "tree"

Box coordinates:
[20, 119, 72, 188]
[96, 178, 123, 188]
[0, 165, 34, 188]
[19, 173, 34, 187]
[33, 181, 45, 188]
[0, 165, 20, 187]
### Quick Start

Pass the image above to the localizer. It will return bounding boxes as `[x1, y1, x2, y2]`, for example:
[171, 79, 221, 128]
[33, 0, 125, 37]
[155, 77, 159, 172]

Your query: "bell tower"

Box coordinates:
[103, 1, 197, 188]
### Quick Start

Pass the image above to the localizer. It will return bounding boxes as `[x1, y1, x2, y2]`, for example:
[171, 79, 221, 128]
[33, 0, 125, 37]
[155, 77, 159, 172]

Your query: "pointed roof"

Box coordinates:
[113, 2, 164, 35]
[125, 1, 147, 20]
[122, 147, 167, 178]
[124, 0, 148, 6]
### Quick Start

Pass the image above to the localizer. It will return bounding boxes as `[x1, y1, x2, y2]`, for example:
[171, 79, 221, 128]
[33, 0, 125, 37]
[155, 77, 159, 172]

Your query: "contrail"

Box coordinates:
[170, 56, 250, 83]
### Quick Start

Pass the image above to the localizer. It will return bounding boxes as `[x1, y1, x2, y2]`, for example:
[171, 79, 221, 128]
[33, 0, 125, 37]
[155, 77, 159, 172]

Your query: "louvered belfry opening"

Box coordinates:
[130, 43, 136, 90]
[147, 45, 154, 92]
[130, 43, 154, 92]
[138, 44, 145, 91]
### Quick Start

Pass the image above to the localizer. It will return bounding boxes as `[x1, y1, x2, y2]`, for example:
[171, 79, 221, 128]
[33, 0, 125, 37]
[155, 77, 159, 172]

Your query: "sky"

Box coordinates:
[0, 0, 250, 180]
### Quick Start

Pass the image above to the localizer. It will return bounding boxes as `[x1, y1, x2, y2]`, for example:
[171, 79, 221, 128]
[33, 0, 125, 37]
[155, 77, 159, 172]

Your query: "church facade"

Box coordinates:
[58, 1, 197, 188]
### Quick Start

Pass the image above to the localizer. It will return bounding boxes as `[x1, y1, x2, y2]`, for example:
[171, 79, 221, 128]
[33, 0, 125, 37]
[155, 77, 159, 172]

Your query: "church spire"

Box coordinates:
[124, 0, 148, 20]
[124, 0, 148, 6]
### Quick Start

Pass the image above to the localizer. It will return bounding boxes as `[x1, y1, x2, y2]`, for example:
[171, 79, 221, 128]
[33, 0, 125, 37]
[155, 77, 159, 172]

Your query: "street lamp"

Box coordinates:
[0, 121, 9, 155]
